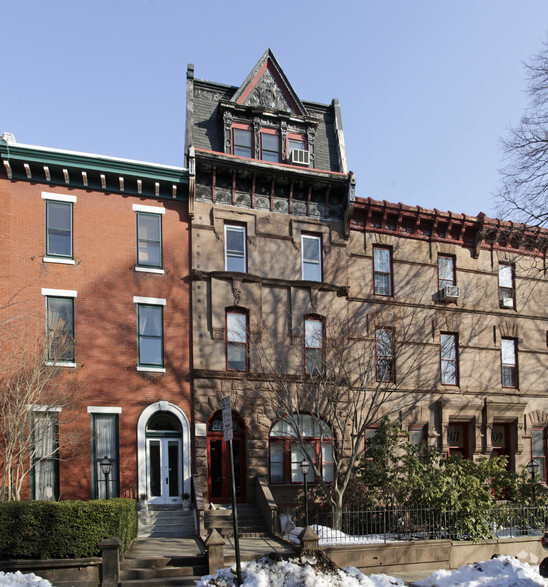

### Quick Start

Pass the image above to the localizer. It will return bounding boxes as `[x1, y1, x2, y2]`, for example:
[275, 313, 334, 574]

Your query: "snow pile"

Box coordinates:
[196, 553, 404, 586]
[287, 525, 386, 546]
[415, 555, 548, 586]
[0, 571, 51, 586]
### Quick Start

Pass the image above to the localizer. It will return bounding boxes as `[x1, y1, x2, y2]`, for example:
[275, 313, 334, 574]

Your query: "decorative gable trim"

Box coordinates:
[231, 49, 307, 117]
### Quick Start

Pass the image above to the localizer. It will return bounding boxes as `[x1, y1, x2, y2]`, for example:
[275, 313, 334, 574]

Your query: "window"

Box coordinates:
[409, 425, 428, 459]
[233, 126, 253, 158]
[260, 130, 280, 163]
[302, 235, 322, 281]
[45, 200, 72, 258]
[32, 411, 59, 500]
[287, 134, 306, 162]
[133, 204, 165, 271]
[532, 429, 547, 483]
[440, 333, 458, 385]
[226, 310, 248, 371]
[376, 328, 394, 382]
[269, 414, 333, 484]
[501, 338, 518, 388]
[137, 213, 162, 268]
[304, 316, 323, 375]
[438, 255, 455, 289]
[499, 265, 514, 308]
[46, 296, 75, 362]
[136, 301, 164, 368]
[91, 412, 120, 499]
[225, 225, 246, 272]
[447, 422, 470, 459]
[373, 247, 392, 296]
[364, 427, 378, 457]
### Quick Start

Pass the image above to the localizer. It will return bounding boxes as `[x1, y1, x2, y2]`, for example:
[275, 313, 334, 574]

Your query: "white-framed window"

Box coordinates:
[42, 192, 77, 264]
[134, 297, 166, 371]
[225, 224, 246, 272]
[304, 316, 323, 375]
[32, 411, 59, 501]
[42, 289, 77, 365]
[376, 328, 394, 382]
[499, 265, 514, 308]
[89, 410, 120, 499]
[269, 414, 334, 484]
[302, 235, 322, 281]
[373, 247, 392, 296]
[438, 255, 456, 289]
[133, 204, 165, 273]
[440, 333, 458, 385]
[501, 338, 518, 388]
[226, 309, 248, 371]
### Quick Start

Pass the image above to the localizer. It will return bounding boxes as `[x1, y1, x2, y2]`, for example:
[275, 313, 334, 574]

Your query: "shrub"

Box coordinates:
[0, 498, 137, 559]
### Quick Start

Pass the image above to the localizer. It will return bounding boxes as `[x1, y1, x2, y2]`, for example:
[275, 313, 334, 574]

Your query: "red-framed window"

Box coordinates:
[269, 414, 334, 484]
[373, 246, 392, 296]
[375, 328, 395, 382]
[532, 428, 547, 483]
[447, 422, 470, 459]
[498, 264, 515, 309]
[226, 309, 248, 371]
[232, 124, 253, 158]
[501, 338, 518, 388]
[304, 315, 323, 375]
[438, 255, 456, 289]
[287, 133, 306, 163]
[260, 129, 280, 163]
[440, 333, 458, 386]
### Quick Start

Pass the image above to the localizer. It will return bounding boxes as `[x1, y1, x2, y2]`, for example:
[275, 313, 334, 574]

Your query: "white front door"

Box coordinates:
[147, 438, 182, 505]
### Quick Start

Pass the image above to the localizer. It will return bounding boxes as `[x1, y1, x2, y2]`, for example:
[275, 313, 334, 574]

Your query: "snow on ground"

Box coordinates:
[0, 572, 51, 586]
[196, 553, 548, 587]
[415, 555, 547, 586]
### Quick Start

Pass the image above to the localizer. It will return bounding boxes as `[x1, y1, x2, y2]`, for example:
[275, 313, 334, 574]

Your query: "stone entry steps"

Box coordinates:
[120, 555, 207, 586]
[120, 538, 206, 587]
[204, 504, 269, 537]
[138, 507, 195, 538]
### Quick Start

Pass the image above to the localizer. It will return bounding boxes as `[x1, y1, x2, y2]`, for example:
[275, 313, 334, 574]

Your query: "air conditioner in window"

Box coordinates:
[501, 297, 514, 308]
[291, 149, 310, 166]
[439, 285, 460, 302]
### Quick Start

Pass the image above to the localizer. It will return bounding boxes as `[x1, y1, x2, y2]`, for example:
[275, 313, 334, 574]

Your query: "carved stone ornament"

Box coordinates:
[194, 88, 224, 102]
[244, 71, 292, 112]
[232, 278, 242, 306]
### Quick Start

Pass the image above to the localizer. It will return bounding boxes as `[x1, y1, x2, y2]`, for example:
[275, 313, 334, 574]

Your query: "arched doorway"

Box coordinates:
[207, 410, 247, 503]
[137, 401, 191, 506]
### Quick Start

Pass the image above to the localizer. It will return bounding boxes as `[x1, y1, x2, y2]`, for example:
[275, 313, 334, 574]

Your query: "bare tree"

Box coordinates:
[498, 37, 548, 233]
[0, 321, 82, 501]
[247, 302, 432, 529]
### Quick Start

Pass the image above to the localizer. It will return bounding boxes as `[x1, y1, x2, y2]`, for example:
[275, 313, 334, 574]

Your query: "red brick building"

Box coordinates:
[0, 134, 191, 504]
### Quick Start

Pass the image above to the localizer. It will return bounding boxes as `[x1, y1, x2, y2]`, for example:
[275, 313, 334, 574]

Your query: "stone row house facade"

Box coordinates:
[0, 49, 547, 509]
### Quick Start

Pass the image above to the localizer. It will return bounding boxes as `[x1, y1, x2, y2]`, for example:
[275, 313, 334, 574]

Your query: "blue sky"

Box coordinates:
[3, 1, 548, 218]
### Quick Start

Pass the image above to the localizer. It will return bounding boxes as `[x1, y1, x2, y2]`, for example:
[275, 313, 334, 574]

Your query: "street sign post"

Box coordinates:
[221, 397, 242, 585]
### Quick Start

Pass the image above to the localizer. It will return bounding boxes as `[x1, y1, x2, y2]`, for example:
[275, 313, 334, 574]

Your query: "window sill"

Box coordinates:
[137, 366, 166, 373]
[135, 266, 165, 275]
[45, 361, 77, 368]
[43, 257, 75, 265]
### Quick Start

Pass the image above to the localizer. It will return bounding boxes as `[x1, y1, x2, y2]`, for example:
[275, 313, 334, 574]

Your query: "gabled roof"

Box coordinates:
[230, 49, 308, 116]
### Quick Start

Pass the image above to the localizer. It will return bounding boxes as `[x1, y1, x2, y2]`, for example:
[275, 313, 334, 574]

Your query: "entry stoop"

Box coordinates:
[204, 504, 269, 537]
[138, 506, 196, 538]
[120, 554, 208, 586]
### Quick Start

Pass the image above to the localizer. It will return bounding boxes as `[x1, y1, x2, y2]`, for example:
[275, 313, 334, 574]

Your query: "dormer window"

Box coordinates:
[260, 129, 280, 163]
[232, 125, 253, 158]
[287, 134, 306, 163]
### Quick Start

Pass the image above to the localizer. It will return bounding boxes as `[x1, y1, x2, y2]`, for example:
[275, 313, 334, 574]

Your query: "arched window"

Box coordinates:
[269, 414, 334, 484]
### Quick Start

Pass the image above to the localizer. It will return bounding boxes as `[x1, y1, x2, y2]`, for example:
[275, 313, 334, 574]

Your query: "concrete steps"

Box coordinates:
[138, 507, 195, 538]
[120, 556, 207, 586]
[204, 504, 269, 537]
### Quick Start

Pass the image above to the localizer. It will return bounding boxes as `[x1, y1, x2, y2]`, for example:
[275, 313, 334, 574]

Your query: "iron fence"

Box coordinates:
[306, 504, 548, 544]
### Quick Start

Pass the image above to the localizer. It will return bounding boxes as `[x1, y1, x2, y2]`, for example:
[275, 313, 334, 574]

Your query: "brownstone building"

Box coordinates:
[0, 134, 192, 504]
[185, 50, 548, 511]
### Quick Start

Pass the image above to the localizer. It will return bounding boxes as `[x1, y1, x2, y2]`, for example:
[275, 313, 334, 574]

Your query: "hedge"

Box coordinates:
[0, 498, 137, 559]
